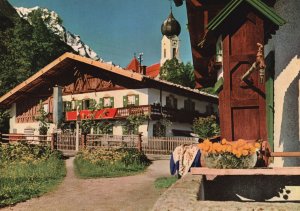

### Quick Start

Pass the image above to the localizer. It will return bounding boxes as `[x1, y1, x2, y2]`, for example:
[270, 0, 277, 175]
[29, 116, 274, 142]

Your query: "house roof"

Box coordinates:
[0, 53, 217, 106]
[125, 57, 161, 78]
[146, 63, 160, 78]
[207, 0, 286, 31]
[126, 57, 140, 72]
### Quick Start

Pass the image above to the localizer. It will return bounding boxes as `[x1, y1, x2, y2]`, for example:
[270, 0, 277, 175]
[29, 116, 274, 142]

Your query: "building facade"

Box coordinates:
[0, 53, 218, 137]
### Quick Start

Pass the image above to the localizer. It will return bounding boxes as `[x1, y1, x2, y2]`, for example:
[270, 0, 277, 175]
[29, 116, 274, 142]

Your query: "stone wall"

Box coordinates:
[265, 0, 300, 166]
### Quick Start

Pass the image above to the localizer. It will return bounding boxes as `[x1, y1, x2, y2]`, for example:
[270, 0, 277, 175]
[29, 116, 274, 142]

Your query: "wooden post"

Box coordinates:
[81, 134, 87, 149]
[51, 133, 57, 150]
[137, 132, 143, 152]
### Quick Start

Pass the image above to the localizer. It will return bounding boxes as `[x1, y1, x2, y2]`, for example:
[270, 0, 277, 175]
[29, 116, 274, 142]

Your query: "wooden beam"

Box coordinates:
[191, 167, 300, 180]
[271, 152, 300, 157]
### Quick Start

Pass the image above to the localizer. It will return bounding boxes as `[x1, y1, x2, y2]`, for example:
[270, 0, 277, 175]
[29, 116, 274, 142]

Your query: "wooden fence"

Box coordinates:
[1, 133, 52, 144]
[142, 137, 197, 155]
[86, 134, 140, 149]
[0, 133, 197, 155]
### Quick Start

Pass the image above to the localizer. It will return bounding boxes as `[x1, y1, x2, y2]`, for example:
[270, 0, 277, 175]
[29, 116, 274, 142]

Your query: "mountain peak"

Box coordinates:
[15, 6, 101, 61]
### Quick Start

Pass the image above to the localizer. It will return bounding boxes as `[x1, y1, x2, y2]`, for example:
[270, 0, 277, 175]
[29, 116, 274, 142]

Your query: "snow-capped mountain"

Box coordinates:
[15, 6, 101, 61]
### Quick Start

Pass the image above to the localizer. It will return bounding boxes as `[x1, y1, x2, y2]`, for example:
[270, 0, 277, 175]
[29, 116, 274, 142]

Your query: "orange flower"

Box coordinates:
[221, 139, 227, 145]
[242, 150, 249, 156]
[254, 143, 261, 149]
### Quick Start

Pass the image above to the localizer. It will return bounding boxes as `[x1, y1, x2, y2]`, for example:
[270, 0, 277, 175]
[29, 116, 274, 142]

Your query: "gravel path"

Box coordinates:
[2, 157, 170, 211]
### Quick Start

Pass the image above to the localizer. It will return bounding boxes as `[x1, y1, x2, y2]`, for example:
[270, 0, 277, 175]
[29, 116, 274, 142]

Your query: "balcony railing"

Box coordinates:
[65, 105, 205, 123]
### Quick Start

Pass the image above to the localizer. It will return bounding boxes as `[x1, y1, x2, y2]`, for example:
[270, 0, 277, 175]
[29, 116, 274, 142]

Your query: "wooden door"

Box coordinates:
[219, 13, 267, 141]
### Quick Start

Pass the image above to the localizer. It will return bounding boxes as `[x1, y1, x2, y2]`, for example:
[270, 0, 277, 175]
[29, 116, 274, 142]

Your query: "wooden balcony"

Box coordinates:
[115, 105, 151, 118]
[64, 105, 205, 123]
[115, 105, 205, 123]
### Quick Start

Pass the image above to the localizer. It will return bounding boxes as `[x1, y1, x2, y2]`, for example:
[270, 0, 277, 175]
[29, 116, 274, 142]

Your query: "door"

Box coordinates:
[220, 13, 267, 141]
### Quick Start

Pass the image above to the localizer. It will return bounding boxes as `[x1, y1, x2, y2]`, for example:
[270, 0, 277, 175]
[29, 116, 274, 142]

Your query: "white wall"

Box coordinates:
[9, 87, 217, 137]
[265, 0, 300, 167]
[160, 35, 181, 66]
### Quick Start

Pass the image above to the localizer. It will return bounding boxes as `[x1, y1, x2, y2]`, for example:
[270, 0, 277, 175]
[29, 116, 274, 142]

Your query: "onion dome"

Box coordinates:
[161, 11, 181, 37]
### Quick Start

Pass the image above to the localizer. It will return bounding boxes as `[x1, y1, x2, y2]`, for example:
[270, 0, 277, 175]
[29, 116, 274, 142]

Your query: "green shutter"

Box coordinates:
[110, 97, 114, 108]
[99, 98, 104, 109]
[123, 96, 128, 107]
[67, 102, 72, 111]
[135, 95, 139, 106]
[89, 99, 96, 109]
[75, 100, 83, 110]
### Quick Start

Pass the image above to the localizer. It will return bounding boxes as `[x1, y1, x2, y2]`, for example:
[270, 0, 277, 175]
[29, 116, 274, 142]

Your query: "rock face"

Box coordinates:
[15, 6, 101, 61]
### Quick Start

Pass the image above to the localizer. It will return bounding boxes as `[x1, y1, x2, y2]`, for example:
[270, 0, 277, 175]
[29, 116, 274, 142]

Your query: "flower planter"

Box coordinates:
[199, 139, 260, 169]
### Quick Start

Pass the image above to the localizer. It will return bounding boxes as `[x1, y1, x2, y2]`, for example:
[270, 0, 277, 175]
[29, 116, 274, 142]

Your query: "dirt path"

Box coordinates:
[2, 157, 170, 211]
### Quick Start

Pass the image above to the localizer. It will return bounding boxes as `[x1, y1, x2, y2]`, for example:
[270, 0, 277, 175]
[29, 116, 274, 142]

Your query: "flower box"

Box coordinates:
[199, 139, 260, 169]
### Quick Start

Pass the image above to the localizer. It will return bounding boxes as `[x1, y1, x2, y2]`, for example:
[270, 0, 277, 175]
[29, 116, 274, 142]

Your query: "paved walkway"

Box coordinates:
[2, 157, 170, 211]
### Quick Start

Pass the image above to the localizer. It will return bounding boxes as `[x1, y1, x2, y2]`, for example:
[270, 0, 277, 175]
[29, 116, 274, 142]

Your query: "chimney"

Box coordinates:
[141, 65, 147, 75]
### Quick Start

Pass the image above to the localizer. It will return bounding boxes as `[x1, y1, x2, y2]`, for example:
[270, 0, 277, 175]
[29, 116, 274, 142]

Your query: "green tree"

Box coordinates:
[35, 101, 50, 135]
[160, 58, 195, 88]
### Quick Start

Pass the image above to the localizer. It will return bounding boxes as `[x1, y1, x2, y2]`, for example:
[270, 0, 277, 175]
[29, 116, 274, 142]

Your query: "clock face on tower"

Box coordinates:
[172, 40, 177, 46]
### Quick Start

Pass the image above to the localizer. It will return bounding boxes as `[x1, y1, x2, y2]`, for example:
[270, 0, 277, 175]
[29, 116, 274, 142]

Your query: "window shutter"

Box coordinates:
[67, 101, 72, 111]
[75, 100, 82, 110]
[99, 98, 104, 109]
[123, 96, 128, 107]
[110, 97, 114, 108]
[174, 98, 178, 109]
[192, 101, 196, 111]
[135, 95, 139, 106]
[89, 99, 96, 109]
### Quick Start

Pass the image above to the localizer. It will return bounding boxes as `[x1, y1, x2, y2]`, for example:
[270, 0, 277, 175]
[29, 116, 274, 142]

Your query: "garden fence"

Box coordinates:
[0, 133, 197, 155]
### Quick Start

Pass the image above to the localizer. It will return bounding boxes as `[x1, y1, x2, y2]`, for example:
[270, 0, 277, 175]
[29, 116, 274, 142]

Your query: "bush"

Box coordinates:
[0, 143, 66, 207]
[192, 115, 220, 139]
[74, 147, 151, 178]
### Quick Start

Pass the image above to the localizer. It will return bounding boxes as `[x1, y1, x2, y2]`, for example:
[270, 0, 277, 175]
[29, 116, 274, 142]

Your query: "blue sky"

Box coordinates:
[9, 0, 192, 67]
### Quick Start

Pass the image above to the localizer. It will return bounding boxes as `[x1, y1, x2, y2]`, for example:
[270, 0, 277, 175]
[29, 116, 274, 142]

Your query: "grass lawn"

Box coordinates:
[154, 176, 178, 189]
[0, 143, 66, 208]
[74, 148, 151, 178]
[0, 157, 66, 207]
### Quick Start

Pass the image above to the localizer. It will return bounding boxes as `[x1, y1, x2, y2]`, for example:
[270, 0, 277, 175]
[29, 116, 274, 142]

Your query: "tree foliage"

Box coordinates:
[192, 115, 220, 139]
[160, 58, 195, 88]
[0, 8, 73, 96]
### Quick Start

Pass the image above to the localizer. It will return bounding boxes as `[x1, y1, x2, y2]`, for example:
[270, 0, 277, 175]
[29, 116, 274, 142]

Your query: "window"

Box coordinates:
[63, 101, 72, 112]
[184, 99, 195, 112]
[164, 49, 166, 58]
[206, 104, 214, 115]
[123, 95, 139, 107]
[99, 97, 114, 109]
[82, 99, 96, 110]
[166, 95, 177, 109]
[172, 48, 176, 58]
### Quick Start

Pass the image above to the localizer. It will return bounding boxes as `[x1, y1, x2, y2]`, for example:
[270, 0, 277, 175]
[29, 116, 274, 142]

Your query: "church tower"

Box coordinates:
[160, 11, 181, 66]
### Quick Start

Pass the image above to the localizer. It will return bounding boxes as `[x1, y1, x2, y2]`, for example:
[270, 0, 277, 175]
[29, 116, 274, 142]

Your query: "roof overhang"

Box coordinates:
[0, 53, 143, 107]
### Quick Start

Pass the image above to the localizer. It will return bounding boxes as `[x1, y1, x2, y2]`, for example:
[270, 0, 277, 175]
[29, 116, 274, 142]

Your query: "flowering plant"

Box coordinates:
[198, 139, 261, 169]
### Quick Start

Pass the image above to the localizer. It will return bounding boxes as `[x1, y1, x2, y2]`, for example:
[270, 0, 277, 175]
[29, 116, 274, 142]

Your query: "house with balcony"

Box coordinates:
[0, 53, 218, 137]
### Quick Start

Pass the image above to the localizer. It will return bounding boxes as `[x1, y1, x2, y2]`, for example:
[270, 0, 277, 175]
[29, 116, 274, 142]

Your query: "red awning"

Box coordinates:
[65, 108, 118, 121]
